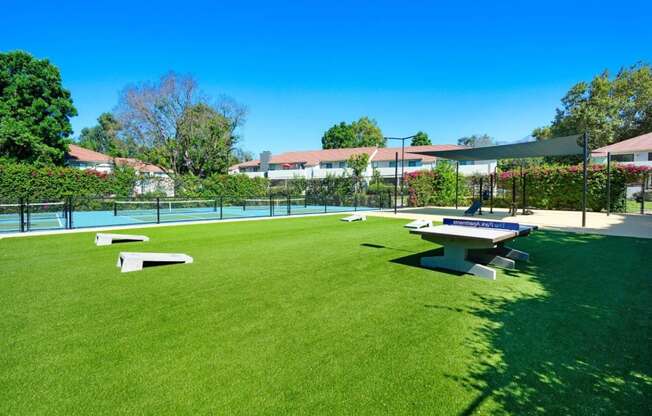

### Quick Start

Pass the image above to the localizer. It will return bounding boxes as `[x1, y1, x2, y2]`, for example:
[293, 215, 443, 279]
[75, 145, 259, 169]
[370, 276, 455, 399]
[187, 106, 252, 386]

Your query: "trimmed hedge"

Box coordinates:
[0, 162, 137, 201]
[174, 173, 269, 199]
[496, 164, 650, 212]
[405, 163, 650, 213]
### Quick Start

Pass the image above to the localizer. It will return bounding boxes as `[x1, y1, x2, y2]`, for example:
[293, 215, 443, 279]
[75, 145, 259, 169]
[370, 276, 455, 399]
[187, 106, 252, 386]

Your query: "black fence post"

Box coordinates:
[478, 177, 483, 215]
[113, 201, 118, 216]
[269, 194, 273, 216]
[393, 152, 399, 214]
[606, 152, 611, 216]
[287, 194, 291, 215]
[19, 197, 25, 232]
[511, 174, 517, 215]
[354, 193, 358, 212]
[455, 162, 459, 209]
[641, 174, 646, 215]
[156, 197, 160, 224]
[489, 173, 494, 214]
[324, 194, 327, 213]
[67, 196, 74, 229]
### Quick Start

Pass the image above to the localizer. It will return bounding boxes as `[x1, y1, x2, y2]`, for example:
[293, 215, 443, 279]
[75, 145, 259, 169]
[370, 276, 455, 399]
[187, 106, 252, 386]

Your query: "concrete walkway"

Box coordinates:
[367, 207, 652, 239]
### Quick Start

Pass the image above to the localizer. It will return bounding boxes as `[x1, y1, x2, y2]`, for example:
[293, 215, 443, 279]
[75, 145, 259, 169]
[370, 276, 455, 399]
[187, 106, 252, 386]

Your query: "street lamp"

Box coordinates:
[385, 135, 416, 208]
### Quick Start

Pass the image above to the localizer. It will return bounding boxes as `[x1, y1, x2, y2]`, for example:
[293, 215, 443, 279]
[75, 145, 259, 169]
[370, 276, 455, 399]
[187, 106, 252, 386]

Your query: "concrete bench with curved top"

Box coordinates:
[96, 233, 149, 246]
[116, 252, 193, 273]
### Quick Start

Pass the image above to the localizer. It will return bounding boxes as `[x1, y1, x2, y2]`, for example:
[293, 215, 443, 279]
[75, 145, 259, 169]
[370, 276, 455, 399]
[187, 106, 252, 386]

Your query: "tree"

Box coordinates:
[347, 153, 370, 191]
[411, 131, 431, 146]
[0, 51, 77, 165]
[116, 72, 247, 177]
[322, 116, 385, 149]
[78, 113, 134, 156]
[457, 134, 494, 147]
[532, 63, 652, 150]
[176, 103, 234, 176]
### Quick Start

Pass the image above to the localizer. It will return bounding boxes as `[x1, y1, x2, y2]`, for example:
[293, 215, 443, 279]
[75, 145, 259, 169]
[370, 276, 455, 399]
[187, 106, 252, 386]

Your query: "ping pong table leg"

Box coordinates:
[420, 245, 496, 280]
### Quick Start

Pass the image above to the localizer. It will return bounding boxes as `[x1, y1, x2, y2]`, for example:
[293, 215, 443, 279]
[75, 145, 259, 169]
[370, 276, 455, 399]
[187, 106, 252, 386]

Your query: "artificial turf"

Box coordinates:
[1, 216, 651, 415]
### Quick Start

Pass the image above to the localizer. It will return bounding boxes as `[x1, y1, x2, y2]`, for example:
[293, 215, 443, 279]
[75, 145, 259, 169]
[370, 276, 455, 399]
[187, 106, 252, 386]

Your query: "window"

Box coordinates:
[338, 161, 346, 168]
[612, 154, 634, 162]
[389, 161, 397, 168]
[407, 160, 421, 167]
[371, 162, 379, 168]
[648, 152, 652, 161]
[320, 162, 333, 169]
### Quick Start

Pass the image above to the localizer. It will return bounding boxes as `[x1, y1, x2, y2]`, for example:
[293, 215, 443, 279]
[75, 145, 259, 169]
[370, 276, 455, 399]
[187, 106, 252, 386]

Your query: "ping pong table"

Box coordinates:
[409, 218, 537, 280]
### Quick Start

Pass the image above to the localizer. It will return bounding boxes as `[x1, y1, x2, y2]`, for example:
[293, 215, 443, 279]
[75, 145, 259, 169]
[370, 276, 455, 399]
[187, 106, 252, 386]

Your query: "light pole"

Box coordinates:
[385, 135, 416, 208]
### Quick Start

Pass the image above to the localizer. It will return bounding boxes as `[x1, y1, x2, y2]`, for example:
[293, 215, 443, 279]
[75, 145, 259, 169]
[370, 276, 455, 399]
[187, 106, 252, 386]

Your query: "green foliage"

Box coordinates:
[175, 103, 234, 176]
[457, 134, 494, 147]
[78, 113, 141, 158]
[496, 164, 650, 212]
[116, 72, 246, 177]
[405, 163, 458, 206]
[305, 173, 354, 197]
[175, 173, 268, 199]
[0, 162, 136, 201]
[533, 63, 652, 151]
[321, 116, 385, 149]
[410, 131, 431, 146]
[0, 51, 77, 165]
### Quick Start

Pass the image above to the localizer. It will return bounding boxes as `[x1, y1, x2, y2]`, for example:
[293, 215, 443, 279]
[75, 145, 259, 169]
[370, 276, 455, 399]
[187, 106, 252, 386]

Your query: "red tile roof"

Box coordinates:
[593, 132, 652, 155]
[230, 144, 466, 170]
[66, 144, 165, 173]
[66, 144, 112, 163]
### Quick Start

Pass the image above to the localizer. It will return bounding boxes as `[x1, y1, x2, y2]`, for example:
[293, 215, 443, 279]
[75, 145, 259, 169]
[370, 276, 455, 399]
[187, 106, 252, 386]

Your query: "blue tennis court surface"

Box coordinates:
[0, 197, 384, 233]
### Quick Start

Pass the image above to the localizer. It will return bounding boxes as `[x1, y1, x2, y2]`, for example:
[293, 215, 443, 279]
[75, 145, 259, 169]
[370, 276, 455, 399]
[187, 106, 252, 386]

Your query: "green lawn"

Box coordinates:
[1, 216, 651, 415]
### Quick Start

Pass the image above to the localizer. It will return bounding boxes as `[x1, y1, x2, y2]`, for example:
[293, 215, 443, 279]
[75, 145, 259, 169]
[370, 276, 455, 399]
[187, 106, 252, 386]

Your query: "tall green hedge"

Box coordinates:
[0, 162, 137, 201]
[174, 173, 269, 199]
[496, 164, 649, 212]
[405, 163, 650, 212]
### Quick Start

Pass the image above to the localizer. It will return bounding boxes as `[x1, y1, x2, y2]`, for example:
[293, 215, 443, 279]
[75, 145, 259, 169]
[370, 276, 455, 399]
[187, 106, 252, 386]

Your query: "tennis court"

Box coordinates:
[0, 195, 385, 233]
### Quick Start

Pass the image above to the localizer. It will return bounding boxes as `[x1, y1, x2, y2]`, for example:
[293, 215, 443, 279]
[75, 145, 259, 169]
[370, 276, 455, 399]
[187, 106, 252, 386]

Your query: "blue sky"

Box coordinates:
[2, 0, 651, 155]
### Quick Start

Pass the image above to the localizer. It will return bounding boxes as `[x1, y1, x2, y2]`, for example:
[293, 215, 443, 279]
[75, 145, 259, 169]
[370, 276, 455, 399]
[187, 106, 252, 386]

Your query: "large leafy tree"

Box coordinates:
[0, 51, 77, 165]
[116, 72, 246, 176]
[410, 131, 431, 146]
[322, 116, 385, 149]
[533, 63, 652, 149]
[457, 134, 494, 147]
[78, 112, 140, 157]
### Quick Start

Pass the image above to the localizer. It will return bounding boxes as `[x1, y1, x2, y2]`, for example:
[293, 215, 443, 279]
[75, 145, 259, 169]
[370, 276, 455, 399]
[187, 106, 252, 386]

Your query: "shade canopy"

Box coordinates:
[412, 134, 583, 161]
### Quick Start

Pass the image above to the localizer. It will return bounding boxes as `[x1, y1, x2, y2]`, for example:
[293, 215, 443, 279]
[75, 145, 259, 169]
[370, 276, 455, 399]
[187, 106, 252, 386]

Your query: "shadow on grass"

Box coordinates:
[445, 231, 652, 415]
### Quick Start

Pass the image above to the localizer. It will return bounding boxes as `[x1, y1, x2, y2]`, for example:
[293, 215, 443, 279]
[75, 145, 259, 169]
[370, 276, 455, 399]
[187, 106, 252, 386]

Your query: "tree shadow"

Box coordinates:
[449, 231, 652, 415]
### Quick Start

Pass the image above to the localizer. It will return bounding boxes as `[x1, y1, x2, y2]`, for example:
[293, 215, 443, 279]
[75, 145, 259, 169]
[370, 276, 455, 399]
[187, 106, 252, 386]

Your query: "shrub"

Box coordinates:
[405, 163, 462, 207]
[496, 164, 650, 212]
[0, 162, 137, 201]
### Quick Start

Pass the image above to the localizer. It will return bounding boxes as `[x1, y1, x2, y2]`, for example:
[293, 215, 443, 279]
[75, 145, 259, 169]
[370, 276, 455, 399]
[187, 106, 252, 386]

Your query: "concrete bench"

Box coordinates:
[404, 219, 432, 229]
[340, 214, 366, 222]
[96, 233, 149, 246]
[116, 252, 193, 273]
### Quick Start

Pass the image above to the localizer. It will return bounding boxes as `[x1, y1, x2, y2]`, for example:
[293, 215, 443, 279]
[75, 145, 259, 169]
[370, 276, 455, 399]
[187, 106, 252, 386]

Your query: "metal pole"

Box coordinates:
[287, 194, 291, 215]
[521, 163, 525, 215]
[641, 174, 646, 215]
[220, 197, 224, 220]
[156, 197, 160, 224]
[270, 194, 274, 216]
[512, 174, 516, 215]
[455, 161, 459, 209]
[606, 152, 611, 216]
[478, 177, 483, 215]
[67, 196, 74, 229]
[400, 139, 405, 208]
[394, 152, 398, 214]
[19, 197, 25, 232]
[489, 171, 494, 214]
[582, 132, 588, 227]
